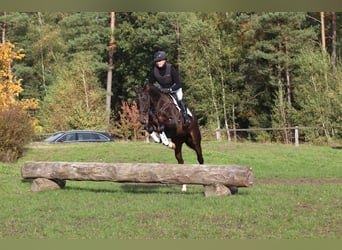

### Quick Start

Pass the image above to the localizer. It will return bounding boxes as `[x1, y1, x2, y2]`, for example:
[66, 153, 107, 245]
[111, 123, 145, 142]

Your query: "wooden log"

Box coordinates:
[21, 162, 254, 187]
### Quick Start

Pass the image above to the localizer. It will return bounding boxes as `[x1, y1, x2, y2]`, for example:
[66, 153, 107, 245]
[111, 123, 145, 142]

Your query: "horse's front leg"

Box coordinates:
[145, 123, 160, 143]
[150, 131, 160, 143]
[157, 124, 175, 148]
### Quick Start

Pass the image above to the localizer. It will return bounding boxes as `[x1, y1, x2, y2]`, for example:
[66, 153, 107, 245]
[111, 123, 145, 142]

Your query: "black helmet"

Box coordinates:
[153, 51, 167, 62]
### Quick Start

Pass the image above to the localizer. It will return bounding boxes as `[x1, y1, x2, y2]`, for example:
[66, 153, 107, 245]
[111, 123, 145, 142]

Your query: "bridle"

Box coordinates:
[137, 87, 175, 124]
[137, 90, 150, 124]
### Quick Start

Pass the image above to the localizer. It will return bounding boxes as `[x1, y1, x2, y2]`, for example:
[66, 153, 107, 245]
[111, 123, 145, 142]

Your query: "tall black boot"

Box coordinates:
[179, 100, 190, 127]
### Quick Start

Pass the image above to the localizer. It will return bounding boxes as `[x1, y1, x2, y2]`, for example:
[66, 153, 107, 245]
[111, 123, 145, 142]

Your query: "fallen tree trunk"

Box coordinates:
[22, 162, 254, 187]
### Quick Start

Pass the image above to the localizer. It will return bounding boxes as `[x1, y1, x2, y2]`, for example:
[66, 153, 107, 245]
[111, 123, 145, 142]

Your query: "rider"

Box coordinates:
[148, 50, 190, 127]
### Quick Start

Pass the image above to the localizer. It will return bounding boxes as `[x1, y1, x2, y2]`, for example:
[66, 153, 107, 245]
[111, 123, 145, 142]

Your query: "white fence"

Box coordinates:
[203, 126, 336, 146]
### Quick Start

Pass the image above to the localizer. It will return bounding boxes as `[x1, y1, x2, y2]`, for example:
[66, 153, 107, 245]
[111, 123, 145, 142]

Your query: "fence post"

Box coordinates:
[215, 128, 221, 141]
[294, 126, 299, 146]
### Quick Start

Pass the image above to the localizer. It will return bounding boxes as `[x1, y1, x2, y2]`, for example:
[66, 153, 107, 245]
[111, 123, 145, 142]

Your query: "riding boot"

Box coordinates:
[179, 100, 190, 127]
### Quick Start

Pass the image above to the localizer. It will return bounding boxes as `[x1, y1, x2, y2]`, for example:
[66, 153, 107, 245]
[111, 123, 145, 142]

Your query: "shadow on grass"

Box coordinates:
[120, 184, 251, 196]
[63, 186, 120, 193]
[22, 179, 248, 196]
[120, 183, 204, 195]
[60, 183, 204, 195]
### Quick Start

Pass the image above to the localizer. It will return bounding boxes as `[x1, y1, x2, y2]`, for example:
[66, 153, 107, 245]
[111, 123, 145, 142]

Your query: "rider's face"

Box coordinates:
[156, 59, 166, 68]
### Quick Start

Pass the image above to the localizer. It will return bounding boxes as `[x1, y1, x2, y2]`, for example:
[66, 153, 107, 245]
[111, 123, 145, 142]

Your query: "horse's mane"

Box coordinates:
[145, 84, 169, 101]
[147, 84, 161, 95]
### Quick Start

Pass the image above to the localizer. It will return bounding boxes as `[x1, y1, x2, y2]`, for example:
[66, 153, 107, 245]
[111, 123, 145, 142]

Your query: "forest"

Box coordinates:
[1, 12, 342, 144]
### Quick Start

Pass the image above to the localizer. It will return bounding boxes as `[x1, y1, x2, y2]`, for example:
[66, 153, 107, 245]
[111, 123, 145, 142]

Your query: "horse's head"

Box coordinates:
[134, 84, 150, 125]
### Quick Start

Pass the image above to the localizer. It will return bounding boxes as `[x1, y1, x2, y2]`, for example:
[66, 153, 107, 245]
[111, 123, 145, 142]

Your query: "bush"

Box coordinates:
[109, 101, 144, 141]
[254, 131, 273, 143]
[0, 105, 35, 162]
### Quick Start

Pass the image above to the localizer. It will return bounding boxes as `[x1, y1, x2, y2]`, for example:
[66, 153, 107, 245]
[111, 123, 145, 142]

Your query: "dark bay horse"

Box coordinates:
[135, 84, 204, 166]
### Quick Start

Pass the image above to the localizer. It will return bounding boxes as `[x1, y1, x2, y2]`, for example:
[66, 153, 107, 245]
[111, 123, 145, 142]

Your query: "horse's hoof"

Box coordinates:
[228, 186, 238, 194]
[168, 142, 176, 149]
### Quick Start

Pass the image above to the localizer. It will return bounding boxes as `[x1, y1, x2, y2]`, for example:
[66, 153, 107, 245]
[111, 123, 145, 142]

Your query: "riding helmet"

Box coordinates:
[154, 51, 167, 62]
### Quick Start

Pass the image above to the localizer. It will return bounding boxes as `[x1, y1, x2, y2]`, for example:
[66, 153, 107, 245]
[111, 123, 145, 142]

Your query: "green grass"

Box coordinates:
[0, 141, 341, 239]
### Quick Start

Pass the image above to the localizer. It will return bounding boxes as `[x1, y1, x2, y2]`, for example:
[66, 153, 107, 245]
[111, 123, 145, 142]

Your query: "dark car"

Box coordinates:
[44, 130, 113, 143]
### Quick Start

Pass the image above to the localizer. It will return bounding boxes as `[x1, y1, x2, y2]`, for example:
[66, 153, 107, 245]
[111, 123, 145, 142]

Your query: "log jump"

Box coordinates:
[21, 162, 254, 196]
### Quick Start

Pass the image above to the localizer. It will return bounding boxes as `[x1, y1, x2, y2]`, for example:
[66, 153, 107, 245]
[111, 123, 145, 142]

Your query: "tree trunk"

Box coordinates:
[105, 12, 116, 125]
[220, 68, 230, 142]
[284, 35, 293, 141]
[174, 18, 181, 74]
[22, 162, 254, 188]
[285, 35, 291, 107]
[81, 67, 90, 112]
[320, 12, 326, 51]
[231, 98, 237, 142]
[331, 12, 337, 67]
[207, 62, 221, 141]
[277, 35, 289, 144]
[37, 12, 47, 96]
[218, 36, 231, 142]
[1, 12, 5, 44]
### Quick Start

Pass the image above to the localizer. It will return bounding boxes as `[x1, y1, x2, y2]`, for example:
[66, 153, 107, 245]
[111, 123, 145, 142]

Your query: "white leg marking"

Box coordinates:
[150, 131, 160, 143]
[159, 132, 169, 146]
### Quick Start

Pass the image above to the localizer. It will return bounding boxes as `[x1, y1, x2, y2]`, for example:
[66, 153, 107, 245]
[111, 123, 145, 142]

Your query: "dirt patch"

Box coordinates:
[255, 178, 342, 185]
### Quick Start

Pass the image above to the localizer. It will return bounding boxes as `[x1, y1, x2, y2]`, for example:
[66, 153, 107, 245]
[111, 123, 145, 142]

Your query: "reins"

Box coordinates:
[139, 86, 178, 124]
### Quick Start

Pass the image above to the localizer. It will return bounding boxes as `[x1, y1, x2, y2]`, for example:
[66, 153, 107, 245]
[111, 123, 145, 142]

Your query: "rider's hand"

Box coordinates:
[160, 87, 171, 94]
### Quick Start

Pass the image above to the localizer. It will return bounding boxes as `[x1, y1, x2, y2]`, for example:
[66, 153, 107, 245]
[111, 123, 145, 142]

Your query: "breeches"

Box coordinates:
[174, 88, 183, 101]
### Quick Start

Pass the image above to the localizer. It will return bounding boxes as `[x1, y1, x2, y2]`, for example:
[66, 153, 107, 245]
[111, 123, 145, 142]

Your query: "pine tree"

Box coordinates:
[294, 48, 342, 142]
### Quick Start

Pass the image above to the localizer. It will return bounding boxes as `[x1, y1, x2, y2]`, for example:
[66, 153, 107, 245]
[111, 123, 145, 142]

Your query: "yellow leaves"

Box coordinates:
[0, 41, 37, 112]
[0, 42, 39, 136]
[0, 42, 25, 67]
[14, 48, 25, 60]
[20, 98, 39, 110]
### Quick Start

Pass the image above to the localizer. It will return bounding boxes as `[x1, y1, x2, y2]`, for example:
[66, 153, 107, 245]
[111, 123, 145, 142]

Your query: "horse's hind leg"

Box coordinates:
[194, 129, 204, 164]
[174, 141, 187, 192]
[186, 139, 204, 164]
[195, 145, 204, 164]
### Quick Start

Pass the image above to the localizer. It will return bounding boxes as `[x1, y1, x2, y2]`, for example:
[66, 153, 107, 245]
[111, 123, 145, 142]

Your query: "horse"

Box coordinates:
[135, 84, 204, 169]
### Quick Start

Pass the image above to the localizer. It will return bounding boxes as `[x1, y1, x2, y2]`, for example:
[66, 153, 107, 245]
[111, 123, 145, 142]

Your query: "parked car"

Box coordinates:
[43, 130, 113, 143]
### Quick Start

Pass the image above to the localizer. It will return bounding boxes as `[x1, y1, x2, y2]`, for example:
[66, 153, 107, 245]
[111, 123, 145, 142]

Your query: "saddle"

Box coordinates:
[168, 94, 192, 117]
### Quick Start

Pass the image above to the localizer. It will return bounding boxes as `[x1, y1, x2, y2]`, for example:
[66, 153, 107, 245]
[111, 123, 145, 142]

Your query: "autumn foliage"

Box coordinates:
[0, 42, 38, 162]
[109, 101, 144, 141]
[0, 105, 35, 162]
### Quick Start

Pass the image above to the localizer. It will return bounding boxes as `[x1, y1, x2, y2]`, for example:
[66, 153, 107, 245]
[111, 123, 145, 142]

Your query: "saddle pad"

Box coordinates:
[169, 95, 192, 116]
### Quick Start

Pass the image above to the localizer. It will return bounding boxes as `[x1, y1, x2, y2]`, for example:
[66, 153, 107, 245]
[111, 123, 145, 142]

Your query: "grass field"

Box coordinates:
[0, 141, 341, 239]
